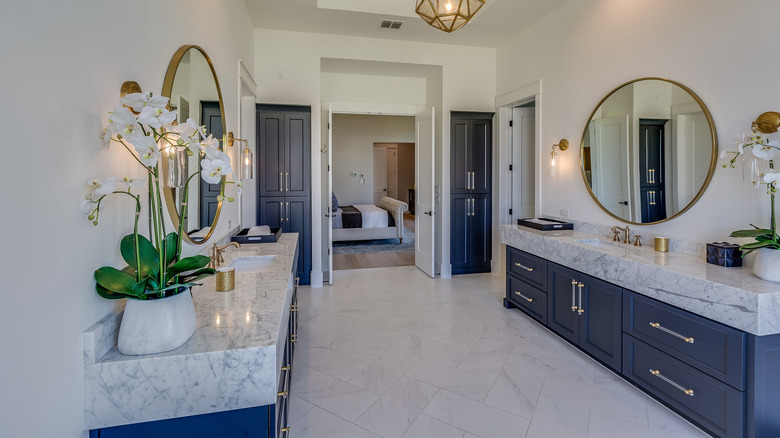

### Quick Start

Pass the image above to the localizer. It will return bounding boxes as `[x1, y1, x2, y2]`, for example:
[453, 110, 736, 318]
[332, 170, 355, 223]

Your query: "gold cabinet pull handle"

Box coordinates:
[280, 426, 291, 433]
[649, 322, 694, 344]
[514, 262, 534, 272]
[291, 334, 298, 343]
[514, 291, 533, 302]
[571, 279, 577, 311]
[650, 369, 694, 396]
[577, 282, 585, 315]
[280, 366, 291, 371]
[277, 391, 288, 398]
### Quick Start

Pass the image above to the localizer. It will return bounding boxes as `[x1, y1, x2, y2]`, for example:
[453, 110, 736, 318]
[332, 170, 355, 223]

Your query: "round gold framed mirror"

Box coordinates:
[580, 77, 718, 225]
[161, 45, 226, 244]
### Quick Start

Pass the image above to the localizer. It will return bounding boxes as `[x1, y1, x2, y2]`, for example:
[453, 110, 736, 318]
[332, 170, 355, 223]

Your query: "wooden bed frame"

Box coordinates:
[332, 197, 408, 243]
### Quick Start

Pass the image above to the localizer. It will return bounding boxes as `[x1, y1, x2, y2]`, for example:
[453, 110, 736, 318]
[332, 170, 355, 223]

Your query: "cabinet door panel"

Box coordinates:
[451, 120, 470, 193]
[285, 113, 310, 197]
[450, 195, 470, 269]
[579, 274, 622, 371]
[547, 263, 580, 344]
[286, 197, 311, 284]
[258, 112, 285, 197]
[469, 194, 491, 268]
[471, 119, 492, 193]
[259, 197, 285, 229]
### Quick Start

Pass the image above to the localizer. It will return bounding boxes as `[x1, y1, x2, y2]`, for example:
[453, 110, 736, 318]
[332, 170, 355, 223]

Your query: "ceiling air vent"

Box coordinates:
[380, 20, 403, 30]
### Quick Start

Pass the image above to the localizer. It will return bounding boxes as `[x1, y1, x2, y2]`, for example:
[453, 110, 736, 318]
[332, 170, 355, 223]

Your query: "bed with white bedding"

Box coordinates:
[332, 196, 408, 243]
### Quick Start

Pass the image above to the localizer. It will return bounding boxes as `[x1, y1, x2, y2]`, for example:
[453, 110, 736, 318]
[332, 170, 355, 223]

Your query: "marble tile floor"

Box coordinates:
[290, 266, 710, 438]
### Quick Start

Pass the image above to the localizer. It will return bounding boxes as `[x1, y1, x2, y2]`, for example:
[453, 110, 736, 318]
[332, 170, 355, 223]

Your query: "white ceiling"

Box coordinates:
[244, 0, 568, 48]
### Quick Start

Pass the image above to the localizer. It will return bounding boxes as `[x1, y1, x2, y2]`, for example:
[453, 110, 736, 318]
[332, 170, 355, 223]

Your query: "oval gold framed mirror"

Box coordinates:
[580, 77, 718, 225]
[161, 45, 226, 244]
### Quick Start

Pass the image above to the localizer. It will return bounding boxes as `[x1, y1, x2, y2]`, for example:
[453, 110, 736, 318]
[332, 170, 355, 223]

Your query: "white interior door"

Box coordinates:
[591, 115, 630, 219]
[387, 147, 398, 200]
[415, 107, 435, 278]
[511, 107, 535, 220]
[327, 103, 333, 284]
[373, 146, 388, 205]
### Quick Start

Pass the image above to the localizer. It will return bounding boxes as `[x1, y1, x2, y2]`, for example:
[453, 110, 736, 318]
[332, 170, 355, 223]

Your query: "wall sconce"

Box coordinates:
[752, 111, 780, 134]
[550, 139, 569, 177]
[227, 132, 252, 180]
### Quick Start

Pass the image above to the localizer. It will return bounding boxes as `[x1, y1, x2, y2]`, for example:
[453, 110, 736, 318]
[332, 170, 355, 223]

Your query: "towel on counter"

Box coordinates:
[189, 226, 210, 238]
[247, 225, 272, 236]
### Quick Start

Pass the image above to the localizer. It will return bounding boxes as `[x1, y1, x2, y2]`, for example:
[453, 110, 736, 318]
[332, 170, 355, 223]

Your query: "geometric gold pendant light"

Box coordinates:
[415, 0, 486, 33]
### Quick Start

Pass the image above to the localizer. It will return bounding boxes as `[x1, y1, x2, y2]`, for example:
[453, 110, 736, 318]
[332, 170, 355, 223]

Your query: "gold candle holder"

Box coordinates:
[216, 267, 235, 292]
[654, 236, 669, 253]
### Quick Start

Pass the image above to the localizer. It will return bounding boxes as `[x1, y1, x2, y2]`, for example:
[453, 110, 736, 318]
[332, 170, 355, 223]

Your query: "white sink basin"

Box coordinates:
[574, 238, 628, 249]
[229, 255, 277, 273]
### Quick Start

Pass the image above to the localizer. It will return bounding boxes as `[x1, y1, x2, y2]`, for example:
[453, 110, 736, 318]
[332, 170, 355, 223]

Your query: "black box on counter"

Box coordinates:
[231, 227, 282, 244]
[517, 218, 574, 231]
[706, 242, 742, 267]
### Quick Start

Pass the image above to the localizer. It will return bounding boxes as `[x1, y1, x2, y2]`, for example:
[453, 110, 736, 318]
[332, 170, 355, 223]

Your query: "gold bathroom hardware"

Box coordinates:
[571, 279, 578, 311]
[650, 369, 695, 396]
[752, 111, 780, 134]
[649, 322, 694, 343]
[209, 241, 240, 269]
[634, 235, 642, 246]
[280, 427, 291, 433]
[280, 366, 291, 371]
[277, 391, 288, 398]
[577, 282, 584, 315]
[612, 225, 630, 243]
[514, 262, 534, 272]
[514, 291, 533, 302]
[227, 131, 247, 147]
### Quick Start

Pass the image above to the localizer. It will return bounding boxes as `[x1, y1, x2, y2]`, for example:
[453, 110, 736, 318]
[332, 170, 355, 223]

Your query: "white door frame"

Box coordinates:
[237, 60, 258, 232]
[494, 80, 543, 277]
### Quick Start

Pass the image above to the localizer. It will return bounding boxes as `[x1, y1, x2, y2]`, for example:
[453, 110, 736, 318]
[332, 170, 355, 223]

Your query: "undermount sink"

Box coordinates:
[229, 255, 277, 273]
[574, 238, 629, 249]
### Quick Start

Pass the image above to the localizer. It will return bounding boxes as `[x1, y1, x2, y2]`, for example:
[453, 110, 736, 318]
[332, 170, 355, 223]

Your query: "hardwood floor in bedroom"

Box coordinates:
[333, 214, 416, 270]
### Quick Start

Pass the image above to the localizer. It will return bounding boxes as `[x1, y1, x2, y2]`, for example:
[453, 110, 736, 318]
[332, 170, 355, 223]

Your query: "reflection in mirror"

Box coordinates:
[580, 78, 717, 225]
[161, 45, 225, 244]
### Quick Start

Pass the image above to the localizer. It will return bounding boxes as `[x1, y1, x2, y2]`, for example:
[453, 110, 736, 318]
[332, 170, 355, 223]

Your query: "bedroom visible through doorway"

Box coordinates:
[329, 114, 416, 270]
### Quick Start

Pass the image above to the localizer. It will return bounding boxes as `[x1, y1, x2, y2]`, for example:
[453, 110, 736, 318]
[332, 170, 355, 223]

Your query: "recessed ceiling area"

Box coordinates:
[244, 0, 568, 48]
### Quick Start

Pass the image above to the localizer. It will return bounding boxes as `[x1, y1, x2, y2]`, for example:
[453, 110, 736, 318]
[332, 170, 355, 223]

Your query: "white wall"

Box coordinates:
[0, 2, 254, 437]
[496, 0, 777, 243]
[332, 114, 415, 205]
[322, 73, 426, 106]
[254, 29, 496, 282]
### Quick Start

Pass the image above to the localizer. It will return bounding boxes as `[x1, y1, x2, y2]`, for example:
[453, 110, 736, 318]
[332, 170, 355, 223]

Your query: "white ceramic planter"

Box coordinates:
[753, 248, 780, 283]
[118, 289, 197, 355]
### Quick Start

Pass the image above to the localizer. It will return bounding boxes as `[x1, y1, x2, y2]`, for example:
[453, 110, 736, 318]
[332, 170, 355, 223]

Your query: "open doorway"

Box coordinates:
[329, 114, 417, 270]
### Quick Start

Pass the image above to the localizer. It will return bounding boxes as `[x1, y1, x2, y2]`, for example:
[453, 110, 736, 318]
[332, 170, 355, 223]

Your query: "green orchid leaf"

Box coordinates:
[95, 283, 137, 300]
[730, 228, 772, 238]
[94, 266, 137, 295]
[167, 255, 211, 277]
[179, 268, 217, 284]
[152, 283, 200, 294]
[164, 232, 178, 265]
[120, 234, 159, 277]
[740, 241, 780, 251]
[132, 278, 151, 296]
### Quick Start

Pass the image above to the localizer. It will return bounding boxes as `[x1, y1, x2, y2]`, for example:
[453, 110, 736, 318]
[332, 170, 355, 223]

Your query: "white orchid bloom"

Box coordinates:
[130, 135, 161, 167]
[101, 123, 115, 149]
[172, 118, 203, 141]
[86, 177, 118, 196]
[138, 106, 178, 129]
[201, 146, 233, 184]
[122, 176, 145, 189]
[122, 92, 170, 113]
[753, 140, 780, 161]
[80, 198, 94, 214]
[201, 134, 220, 150]
[203, 145, 230, 162]
[764, 172, 780, 187]
[108, 103, 142, 140]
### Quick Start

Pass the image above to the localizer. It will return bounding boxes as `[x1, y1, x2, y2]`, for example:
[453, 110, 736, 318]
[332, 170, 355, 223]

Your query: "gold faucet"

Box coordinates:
[210, 242, 240, 269]
[611, 225, 630, 244]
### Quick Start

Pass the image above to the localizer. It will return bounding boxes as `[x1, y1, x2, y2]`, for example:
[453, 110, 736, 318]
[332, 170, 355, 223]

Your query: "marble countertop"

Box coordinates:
[502, 225, 780, 336]
[83, 234, 298, 430]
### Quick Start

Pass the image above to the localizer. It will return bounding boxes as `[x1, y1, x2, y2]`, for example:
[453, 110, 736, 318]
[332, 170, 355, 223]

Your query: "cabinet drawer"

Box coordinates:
[506, 247, 547, 290]
[623, 291, 745, 390]
[623, 335, 744, 438]
[506, 275, 547, 324]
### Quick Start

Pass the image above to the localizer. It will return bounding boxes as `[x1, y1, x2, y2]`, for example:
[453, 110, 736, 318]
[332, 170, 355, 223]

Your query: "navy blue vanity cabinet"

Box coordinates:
[547, 262, 622, 371]
[451, 112, 493, 275]
[89, 406, 271, 437]
[256, 105, 311, 285]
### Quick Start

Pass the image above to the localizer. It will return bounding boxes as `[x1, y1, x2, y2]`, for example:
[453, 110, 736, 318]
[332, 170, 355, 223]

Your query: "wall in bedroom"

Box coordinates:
[0, 2, 254, 437]
[496, 0, 780, 245]
[396, 143, 416, 206]
[332, 114, 415, 206]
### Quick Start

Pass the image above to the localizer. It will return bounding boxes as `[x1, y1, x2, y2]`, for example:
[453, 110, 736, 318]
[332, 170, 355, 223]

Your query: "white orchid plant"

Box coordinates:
[84, 90, 238, 300]
[721, 132, 780, 253]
